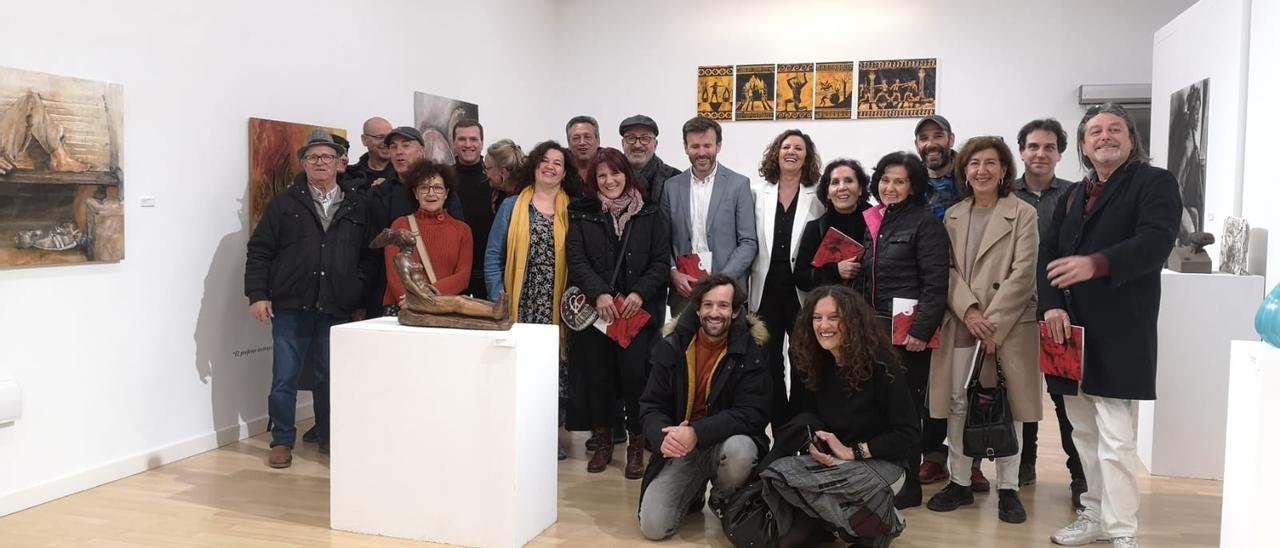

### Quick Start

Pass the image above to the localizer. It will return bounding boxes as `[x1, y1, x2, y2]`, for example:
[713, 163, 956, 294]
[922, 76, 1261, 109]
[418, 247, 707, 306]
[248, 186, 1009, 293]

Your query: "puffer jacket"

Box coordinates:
[863, 199, 950, 341]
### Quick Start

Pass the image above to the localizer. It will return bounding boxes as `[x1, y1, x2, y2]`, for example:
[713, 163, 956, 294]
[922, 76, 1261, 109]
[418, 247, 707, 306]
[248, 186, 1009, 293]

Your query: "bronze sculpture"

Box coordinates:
[371, 228, 513, 330]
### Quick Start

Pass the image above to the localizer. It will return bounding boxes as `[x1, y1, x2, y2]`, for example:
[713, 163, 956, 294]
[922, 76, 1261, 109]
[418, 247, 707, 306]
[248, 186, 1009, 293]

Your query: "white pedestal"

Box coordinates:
[1221, 340, 1280, 547]
[1137, 271, 1263, 479]
[329, 318, 559, 547]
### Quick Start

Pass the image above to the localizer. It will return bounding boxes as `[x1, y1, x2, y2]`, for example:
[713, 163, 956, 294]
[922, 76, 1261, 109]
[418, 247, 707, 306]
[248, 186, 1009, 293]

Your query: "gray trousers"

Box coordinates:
[638, 434, 757, 540]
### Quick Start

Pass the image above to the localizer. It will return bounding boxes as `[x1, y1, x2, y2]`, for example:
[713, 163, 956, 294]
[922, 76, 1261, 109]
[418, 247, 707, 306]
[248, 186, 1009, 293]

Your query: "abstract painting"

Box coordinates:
[248, 118, 346, 232]
[775, 63, 814, 120]
[814, 62, 855, 120]
[0, 66, 124, 269]
[734, 64, 776, 121]
[413, 91, 479, 165]
[1168, 78, 1209, 244]
[857, 58, 937, 119]
[697, 65, 734, 121]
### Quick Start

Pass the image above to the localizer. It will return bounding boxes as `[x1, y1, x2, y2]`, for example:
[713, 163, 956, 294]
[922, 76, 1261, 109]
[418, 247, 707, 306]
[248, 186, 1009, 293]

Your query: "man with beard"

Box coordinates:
[914, 115, 961, 219]
[619, 114, 681, 204]
[348, 117, 396, 189]
[566, 115, 601, 189]
[661, 116, 758, 315]
[1013, 118, 1088, 508]
[450, 118, 495, 297]
[636, 274, 769, 540]
[1042, 103, 1180, 548]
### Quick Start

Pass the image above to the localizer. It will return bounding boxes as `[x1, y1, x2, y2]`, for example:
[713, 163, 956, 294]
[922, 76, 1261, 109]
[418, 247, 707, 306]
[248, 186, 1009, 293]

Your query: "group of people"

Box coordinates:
[245, 103, 1180, 547]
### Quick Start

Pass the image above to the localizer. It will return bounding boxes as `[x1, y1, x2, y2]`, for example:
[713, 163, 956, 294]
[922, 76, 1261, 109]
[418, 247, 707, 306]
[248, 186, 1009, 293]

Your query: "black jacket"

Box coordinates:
[636, 155, 682, 206]
[455, 160, 496, 287]
[794, 206, 870, 292]
[863, 200, 950, 340]
[1038, 162, 1181, 400]
[245, 180, 378, 317]
[566, 197, 672, 329]
[787, 351, 919, 463]
[638, 311, 771, 501]
[347, 152, 396, 189]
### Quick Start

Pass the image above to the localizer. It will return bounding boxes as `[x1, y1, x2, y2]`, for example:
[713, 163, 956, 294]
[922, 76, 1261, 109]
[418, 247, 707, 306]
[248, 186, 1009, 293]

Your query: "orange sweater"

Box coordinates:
[384, 209, 473, 305]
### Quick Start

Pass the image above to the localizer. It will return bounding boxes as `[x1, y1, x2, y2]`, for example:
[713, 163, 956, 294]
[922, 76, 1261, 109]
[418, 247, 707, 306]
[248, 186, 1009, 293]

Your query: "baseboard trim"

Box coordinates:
[0, 404, 315, 517]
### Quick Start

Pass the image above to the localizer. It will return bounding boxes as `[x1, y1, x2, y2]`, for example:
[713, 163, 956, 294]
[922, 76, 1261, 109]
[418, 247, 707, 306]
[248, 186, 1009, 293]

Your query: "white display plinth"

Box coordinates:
[329, 318, 559, 547]
[1137, 271, 1262, 479]
[1221, 340, 1280, 547]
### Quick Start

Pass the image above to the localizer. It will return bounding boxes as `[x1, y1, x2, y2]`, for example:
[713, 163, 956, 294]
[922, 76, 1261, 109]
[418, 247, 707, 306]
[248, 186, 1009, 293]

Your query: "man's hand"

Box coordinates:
[1046, 256, 1097, 288]
[1044, 308, 1072, 345]
[903, 334, 927, 352]
[250, 301, 274, 325]
[660, 420, 698, 458]
[352, 308, 367, 321]
[595, 293, 619, 324]
[963, 306, 996, 341]
[619, 292, 644, 319]
[670, 270, 694, 298]
[836, 258, 861, 280]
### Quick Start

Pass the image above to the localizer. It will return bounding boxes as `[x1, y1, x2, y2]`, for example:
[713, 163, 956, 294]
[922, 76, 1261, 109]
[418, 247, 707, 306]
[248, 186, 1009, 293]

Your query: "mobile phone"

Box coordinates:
[806, 425, 831, 454]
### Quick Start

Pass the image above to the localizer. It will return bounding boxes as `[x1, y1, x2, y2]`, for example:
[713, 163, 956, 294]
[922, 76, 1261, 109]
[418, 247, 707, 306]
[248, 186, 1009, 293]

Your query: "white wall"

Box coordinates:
[0, 0, 558, 516]
[1149, 0, 1251, 261]
[1242, 0, 1280, 288]
[553, 0, 1192, 185]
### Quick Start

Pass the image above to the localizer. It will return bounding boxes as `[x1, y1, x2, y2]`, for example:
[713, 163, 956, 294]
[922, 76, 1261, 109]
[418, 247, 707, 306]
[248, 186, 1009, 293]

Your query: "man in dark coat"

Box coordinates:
[1039, 104, 1181, 547]
[346, 116, 396, 189]
[618, 114, 681, 205]
[245, 130, 377, 468]
[636, 274, 770, 541]
[450, 118, 496, 298]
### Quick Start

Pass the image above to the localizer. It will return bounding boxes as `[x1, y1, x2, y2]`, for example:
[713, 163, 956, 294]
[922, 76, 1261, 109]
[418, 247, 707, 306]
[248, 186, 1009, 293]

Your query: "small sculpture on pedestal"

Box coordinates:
[371, 228, 513, 330]
[1166, 231, 1214, 273]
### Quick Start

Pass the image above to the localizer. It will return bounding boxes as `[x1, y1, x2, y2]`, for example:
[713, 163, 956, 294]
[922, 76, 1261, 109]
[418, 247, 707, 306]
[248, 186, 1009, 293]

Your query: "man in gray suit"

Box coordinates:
[661, 116, 758, 314]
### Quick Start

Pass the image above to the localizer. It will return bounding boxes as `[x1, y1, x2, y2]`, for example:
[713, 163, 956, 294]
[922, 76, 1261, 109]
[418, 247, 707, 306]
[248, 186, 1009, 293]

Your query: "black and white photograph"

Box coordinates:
[1168, 78, 1209, 244]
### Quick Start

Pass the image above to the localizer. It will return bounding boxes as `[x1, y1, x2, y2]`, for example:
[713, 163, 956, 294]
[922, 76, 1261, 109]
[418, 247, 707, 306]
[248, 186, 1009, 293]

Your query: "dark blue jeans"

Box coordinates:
[269, 310, 341, 448]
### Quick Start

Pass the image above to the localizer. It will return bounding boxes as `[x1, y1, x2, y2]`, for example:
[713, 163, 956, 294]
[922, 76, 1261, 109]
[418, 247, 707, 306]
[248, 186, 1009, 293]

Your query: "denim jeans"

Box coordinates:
[637, 435, 758, 540]
[269, 309, 341, 448]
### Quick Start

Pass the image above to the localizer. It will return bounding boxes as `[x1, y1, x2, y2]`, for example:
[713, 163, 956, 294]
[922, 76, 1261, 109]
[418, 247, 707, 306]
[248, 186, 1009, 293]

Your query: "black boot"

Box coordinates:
[997, 489, 1027, 523]
[926, 482, 974, 512]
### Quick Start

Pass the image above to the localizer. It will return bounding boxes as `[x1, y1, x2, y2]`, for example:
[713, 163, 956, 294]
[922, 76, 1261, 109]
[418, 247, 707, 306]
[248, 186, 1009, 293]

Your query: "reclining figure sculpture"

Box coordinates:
[370, 228, 513, 330]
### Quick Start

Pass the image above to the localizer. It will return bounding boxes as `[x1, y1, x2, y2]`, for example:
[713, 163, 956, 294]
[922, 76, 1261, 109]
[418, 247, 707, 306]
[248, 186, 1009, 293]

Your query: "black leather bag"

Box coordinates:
[720, 479, 779, 548]
[962, 350, 1020, 460]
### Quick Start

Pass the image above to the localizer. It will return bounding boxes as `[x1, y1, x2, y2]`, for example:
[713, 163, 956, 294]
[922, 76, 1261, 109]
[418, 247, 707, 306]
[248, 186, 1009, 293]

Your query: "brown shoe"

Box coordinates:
[269, 445, 292, 468]
[624, 433, 645, 480]
[587, 428, 613, 473]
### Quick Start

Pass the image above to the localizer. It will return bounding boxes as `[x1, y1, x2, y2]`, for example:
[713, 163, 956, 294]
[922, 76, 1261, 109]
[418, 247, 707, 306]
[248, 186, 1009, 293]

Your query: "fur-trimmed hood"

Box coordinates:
[661, 309, 769, 349]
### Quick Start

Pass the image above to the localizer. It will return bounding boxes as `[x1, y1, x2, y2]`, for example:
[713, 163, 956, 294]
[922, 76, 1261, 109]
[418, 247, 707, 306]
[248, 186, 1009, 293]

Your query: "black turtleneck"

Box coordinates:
[454, 159, 495, 284]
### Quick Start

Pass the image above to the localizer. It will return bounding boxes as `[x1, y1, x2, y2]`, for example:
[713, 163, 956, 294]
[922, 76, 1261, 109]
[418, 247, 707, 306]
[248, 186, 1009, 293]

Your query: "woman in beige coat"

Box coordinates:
[924, 136, 1043, 524]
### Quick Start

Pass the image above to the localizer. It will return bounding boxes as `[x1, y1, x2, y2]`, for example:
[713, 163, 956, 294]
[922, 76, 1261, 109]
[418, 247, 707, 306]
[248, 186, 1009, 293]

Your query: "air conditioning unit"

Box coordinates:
[1078, 83, 1152, 105]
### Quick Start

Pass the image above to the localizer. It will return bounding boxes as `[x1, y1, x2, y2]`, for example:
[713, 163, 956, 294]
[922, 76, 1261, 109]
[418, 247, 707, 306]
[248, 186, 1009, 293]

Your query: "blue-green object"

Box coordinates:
[1255, 283, 1280, 347]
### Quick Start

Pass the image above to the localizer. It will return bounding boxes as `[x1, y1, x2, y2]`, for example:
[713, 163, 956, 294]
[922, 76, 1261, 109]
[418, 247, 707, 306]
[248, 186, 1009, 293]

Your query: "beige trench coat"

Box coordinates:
[927, 195, 1043, 422]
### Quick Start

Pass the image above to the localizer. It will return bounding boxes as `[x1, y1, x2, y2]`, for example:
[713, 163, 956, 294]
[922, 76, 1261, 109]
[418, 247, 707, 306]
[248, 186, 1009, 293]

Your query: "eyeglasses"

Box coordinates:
[417, 184, 447, 195]
[623, 135, 654, 145]
[304, 154, 338, 164]
[363, 133, 388, 141]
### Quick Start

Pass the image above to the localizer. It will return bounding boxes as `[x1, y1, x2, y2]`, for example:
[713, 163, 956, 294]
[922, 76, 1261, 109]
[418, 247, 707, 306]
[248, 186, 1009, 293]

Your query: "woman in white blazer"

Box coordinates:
[750, 129, 825, 427]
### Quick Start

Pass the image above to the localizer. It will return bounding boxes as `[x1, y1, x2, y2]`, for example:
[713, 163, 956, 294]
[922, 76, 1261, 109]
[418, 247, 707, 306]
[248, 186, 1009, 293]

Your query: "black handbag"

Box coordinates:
[962, 350, 1020, 460]
[720, 479, 779, 548]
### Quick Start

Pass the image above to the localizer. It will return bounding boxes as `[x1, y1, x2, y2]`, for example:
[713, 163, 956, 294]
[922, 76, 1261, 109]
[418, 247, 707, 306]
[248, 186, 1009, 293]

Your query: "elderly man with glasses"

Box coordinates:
[245, 130, 379, 469]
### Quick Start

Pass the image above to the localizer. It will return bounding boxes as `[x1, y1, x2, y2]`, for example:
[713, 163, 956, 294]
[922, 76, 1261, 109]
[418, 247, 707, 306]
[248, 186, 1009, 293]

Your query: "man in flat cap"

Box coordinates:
[619, 114, 681, 205]
[245, 130, 378, 468]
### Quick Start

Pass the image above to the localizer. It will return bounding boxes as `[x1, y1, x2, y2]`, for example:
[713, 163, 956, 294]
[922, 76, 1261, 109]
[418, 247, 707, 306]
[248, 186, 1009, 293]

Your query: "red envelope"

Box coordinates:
[595, 294, 651, 349]
[811, 227, 865, 267]
[675, 253, 710, 280]
[891, 298, 941, 348]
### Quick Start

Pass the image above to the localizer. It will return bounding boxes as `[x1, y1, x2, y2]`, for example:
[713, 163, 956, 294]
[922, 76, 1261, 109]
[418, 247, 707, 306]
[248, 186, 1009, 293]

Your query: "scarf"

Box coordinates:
[600, 187, 644, 237]
[503, 186, 570, 325]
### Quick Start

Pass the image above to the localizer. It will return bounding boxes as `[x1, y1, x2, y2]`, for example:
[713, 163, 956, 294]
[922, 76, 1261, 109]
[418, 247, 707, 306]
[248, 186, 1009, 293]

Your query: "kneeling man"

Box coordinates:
[637, 273, 771, 540]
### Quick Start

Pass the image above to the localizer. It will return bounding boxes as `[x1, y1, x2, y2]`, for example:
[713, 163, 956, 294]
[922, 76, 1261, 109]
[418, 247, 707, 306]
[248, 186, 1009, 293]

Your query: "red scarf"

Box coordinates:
[600, 187, 643, 237]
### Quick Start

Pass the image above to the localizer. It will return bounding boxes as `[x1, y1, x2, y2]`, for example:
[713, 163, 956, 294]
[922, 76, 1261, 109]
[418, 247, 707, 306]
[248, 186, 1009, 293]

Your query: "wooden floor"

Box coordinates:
[0, 396, 1223, 547]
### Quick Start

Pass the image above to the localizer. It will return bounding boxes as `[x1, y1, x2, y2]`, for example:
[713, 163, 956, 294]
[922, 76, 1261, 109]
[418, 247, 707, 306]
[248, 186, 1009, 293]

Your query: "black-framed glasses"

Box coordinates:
[304, 154, 338, 164]
[624, 135, 654, 145]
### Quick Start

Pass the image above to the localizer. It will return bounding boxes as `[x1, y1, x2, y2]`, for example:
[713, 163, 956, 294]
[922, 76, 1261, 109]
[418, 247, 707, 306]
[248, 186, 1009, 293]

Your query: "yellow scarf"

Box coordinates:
[503, 186, 569, 324]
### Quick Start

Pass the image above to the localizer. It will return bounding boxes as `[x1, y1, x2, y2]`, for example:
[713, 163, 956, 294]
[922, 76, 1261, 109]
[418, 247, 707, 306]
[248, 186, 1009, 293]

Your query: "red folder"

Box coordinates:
[811, 227, 865, 267]
[1038, 321, 1085, 381]
[594, 294, 650, 349]
[675, 252, 710, 281]
[891, 298, 941, 348]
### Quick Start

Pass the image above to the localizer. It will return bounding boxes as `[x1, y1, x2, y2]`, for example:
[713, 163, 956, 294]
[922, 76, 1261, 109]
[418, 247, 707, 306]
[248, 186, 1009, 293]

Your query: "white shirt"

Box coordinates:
[689, 163, 718, 254]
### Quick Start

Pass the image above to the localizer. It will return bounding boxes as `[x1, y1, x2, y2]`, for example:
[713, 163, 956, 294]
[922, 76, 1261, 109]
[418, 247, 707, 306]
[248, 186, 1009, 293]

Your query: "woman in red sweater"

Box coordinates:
[383, 159, 474, 313]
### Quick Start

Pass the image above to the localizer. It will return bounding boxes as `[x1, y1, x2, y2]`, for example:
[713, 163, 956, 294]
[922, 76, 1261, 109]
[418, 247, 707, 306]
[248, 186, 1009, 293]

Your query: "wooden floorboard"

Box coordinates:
[0, 395, 1222, 546]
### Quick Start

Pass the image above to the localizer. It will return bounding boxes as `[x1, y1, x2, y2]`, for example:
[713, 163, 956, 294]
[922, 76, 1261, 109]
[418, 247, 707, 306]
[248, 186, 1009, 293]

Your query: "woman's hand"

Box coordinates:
[619, 292, 643, 319]
[963, 305, 996, 340]
[810, 430, 855, 462]
[837, 258, 861, 280]
[903, 335, 928, 352]
[595, 294, 618, 324]
[981, 338, 999, 355]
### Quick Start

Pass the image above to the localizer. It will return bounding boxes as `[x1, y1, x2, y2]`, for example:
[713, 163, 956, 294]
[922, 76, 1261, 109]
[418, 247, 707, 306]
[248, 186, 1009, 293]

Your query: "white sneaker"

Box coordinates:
[1111, 537, 1137, 548]
[1051, 513, 1107, 545]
